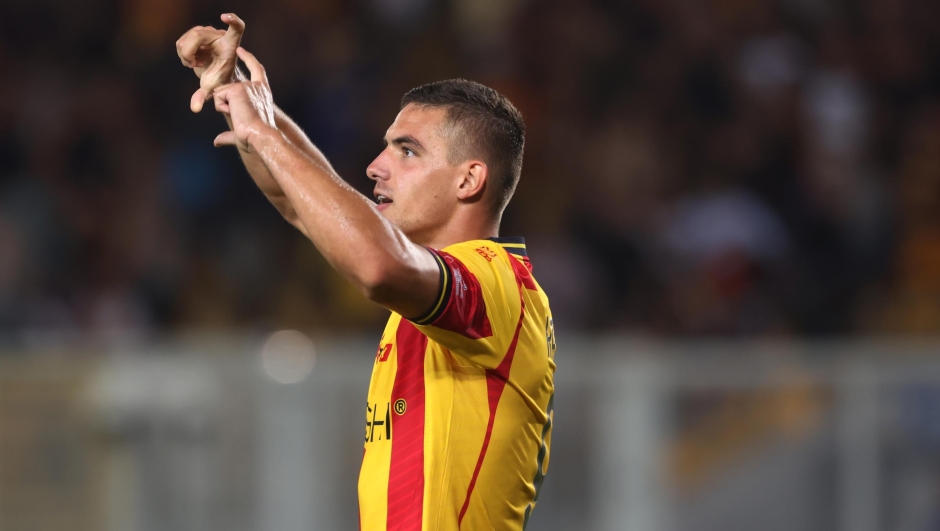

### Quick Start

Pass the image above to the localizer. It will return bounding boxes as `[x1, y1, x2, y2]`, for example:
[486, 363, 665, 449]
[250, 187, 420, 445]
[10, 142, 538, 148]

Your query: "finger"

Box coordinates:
[176, 27, 213, 57]
[177, 28, 225, 66]
[191, 87, 211, 113]
[212, 83, 235, 107]
[213, 93, 230, 114]
[177, 28, 226, 65]
[214, 131, 237, 147]
[176, 26, 203, 63]
[221, 13, 246, 45]
[193, 45, 214, 68]
[213, 82, 234, 96]
[236, 47, 267, 83]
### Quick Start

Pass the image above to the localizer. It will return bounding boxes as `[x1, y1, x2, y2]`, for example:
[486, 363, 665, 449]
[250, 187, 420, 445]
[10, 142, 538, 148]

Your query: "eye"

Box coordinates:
[403, 147, 415, 157]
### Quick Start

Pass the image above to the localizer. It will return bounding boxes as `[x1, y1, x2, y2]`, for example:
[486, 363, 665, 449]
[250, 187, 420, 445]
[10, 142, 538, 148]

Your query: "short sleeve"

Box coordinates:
[407, 242, 523, 369]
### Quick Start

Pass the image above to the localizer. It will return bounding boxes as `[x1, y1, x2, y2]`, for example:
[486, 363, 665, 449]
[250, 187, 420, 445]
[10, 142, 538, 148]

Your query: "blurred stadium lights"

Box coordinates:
[260, 330, 317, 385]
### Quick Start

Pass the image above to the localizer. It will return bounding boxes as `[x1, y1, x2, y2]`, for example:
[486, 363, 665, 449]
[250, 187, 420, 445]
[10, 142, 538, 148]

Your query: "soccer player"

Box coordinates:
[176, 14, 556, 531]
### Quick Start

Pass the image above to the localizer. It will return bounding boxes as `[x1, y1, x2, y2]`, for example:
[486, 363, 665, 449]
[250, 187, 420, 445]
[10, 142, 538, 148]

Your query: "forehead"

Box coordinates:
[385, 104, 449, 143]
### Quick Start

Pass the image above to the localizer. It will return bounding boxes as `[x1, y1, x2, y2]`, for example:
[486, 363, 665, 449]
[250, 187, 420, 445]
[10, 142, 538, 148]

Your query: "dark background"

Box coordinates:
[2, 0, 940, 341]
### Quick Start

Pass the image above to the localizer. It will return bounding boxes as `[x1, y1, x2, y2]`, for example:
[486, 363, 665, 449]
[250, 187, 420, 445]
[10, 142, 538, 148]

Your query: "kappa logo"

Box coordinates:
[376, 343, 392, 362]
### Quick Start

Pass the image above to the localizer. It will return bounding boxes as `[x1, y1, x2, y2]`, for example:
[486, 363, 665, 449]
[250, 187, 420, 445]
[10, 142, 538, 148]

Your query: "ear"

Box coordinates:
[456, 160, 488, 201]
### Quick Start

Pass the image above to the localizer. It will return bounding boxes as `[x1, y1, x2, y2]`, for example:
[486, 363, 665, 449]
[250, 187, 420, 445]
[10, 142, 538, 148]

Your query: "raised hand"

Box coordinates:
[175, 13, 245, 113]
[212, 48, 278, 153]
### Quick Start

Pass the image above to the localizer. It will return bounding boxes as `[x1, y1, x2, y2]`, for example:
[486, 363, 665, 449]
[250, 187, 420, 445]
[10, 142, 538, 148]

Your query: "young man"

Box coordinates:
[176, 14, 556, 530]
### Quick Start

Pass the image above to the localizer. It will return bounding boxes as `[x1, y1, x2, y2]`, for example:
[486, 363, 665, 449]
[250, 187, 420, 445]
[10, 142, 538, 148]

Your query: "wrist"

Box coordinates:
[248, 124, 287, 153]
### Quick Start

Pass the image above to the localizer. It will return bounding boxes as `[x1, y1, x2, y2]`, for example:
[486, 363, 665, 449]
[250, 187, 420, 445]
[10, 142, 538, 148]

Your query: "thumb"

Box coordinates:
[191, 87, 211, 113]
[221, 13, 245, 45]
[214, 131, 238, 147]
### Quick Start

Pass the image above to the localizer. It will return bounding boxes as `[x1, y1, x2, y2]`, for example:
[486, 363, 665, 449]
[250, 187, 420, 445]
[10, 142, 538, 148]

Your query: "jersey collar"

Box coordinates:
[487, 236, 527, 257]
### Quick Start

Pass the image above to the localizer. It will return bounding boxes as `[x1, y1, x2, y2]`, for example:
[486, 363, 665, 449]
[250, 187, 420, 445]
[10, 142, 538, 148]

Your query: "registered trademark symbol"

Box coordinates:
[394, 399, 407, 415]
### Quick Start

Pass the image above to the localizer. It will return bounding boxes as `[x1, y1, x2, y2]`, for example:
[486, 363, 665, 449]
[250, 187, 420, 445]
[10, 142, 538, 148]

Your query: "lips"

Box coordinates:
[373, 190, 393, 211]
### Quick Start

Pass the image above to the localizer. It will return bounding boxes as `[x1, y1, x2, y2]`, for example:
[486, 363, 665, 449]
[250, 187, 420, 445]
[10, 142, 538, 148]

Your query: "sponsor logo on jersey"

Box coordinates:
[475, 246, 497, 262]
[365, 402, 392, 442]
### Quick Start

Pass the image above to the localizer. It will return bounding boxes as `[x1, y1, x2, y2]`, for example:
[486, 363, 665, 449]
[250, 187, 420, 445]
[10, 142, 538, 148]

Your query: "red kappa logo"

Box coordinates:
[376, 343, 392, 362]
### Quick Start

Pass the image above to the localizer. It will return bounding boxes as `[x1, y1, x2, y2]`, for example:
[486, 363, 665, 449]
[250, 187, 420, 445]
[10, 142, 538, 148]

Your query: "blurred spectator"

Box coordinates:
[1, 0, 939, 342]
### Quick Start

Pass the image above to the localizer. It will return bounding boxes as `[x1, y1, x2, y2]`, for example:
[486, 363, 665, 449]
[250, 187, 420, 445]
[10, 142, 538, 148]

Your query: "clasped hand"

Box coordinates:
[175, 14, 278, 153]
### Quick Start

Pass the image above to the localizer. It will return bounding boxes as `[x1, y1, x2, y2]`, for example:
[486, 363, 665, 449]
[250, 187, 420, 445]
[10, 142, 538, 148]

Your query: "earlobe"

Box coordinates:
[457, 161, 488, 201]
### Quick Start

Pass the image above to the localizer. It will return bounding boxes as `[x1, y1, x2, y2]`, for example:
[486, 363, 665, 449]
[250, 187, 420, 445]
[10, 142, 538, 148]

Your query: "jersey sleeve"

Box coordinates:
[408, 242, 523, 369]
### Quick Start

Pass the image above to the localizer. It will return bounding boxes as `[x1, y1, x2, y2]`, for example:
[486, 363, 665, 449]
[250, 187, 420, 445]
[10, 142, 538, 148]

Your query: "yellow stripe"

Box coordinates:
[500, 243, 527, 249]
[416, 253, 450, 324]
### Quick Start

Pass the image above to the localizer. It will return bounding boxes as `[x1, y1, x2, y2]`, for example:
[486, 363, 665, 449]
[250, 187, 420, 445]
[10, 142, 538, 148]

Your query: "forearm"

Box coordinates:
[228, 107, 314, 233]
[226, 68, 312, 233]
[249, 128, 438, 315]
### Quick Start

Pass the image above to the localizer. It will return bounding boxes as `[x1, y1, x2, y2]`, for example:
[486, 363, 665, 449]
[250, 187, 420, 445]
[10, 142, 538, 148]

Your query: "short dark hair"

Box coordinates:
[401, 79, 525, 219]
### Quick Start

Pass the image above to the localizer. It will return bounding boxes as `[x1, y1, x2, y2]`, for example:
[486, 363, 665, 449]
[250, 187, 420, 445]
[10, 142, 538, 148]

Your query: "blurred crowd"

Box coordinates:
[1, 0, 940, 341]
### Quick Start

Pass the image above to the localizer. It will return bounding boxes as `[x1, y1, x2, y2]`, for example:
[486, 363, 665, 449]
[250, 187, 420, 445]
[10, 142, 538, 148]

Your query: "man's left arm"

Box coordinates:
[212, 48, 442, 319]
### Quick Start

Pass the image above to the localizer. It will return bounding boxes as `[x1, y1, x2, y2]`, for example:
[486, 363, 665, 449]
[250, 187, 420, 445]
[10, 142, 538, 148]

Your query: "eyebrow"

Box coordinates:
[385, 135, 425, 151]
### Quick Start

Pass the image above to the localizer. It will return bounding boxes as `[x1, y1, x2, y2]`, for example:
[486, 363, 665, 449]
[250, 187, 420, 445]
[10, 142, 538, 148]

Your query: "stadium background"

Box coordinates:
[1, 0, 940, 529]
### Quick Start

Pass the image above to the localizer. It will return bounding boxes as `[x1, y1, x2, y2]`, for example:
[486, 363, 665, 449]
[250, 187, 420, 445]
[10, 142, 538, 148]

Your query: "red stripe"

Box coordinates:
[521, 255, 533, 273]
[386, 322, 428, 531]
[457, 267, 528, 526]
[508, 254, 537, 290]
[431, 252, 493, 339]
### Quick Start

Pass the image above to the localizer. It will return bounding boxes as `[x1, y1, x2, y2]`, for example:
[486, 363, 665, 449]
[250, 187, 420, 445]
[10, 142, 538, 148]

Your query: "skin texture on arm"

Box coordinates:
[212, 49, 442, 319]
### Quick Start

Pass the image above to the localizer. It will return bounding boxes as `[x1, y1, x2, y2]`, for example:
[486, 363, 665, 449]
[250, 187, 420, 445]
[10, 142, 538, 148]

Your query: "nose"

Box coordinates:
[367, 150, 390, 182]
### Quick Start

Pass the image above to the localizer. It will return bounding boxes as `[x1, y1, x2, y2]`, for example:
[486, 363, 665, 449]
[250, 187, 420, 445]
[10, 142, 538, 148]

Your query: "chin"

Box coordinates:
[380, 207, 438, 244]
[378, 207, 396, 223]
[391, 217, 425, 242]
[381, 211, 410, 234]
[376, 203, 396, 221]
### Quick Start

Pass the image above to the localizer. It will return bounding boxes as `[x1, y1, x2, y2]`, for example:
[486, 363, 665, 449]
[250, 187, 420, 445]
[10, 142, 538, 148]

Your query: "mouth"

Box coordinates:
[374, 191, 393, 211]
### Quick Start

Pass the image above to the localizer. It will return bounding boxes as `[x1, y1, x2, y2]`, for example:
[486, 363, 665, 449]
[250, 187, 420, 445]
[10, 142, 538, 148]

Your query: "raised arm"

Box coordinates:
[220, 102, 318, 238]
[176, 14, 311, 237]
[211, 48, 442, 319]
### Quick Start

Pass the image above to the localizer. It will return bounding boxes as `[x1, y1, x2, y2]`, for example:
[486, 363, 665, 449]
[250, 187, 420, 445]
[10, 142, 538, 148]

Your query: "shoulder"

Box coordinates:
[438, 240, 520, 283]
[438, 239, 538, 300]
[441, 240, 503, 263]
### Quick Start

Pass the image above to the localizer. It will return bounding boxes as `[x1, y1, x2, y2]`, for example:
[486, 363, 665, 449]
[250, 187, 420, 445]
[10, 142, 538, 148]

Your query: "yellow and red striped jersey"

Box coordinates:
[359, 237, 556, 531]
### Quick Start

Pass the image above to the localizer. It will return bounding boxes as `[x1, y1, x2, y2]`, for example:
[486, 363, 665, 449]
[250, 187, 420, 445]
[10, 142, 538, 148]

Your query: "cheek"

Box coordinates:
[419, 171, 452, 205]
[393, 160, 456, 217]
[402, 167, 444, 199]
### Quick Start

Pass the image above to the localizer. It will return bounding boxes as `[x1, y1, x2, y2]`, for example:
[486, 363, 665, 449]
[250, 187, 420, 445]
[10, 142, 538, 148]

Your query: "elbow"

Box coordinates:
[355, 261, 400, 304]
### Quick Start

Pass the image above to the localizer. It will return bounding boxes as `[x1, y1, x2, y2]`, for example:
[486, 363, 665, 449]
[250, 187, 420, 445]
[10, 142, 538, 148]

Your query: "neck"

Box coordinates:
[417, 212, 500, 250]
